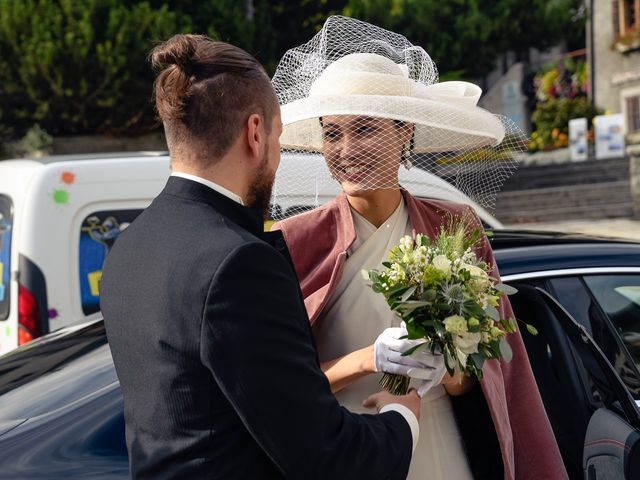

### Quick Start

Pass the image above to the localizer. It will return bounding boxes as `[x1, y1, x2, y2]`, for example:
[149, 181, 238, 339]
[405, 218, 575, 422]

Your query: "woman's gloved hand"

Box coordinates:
[373, 326, 446, 397]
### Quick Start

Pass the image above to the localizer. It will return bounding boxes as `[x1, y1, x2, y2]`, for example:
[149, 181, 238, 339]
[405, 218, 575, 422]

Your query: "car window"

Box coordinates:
[0, 195, 12, 321]
[549, 275, 640, 399]
[547, 277, 594, 334]
[583, 275, 640, 369]
[79, 210, 142, 315]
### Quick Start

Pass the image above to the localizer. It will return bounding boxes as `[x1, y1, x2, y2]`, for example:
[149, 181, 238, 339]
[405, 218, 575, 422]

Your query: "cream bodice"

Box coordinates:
[314, 198, 472, 480]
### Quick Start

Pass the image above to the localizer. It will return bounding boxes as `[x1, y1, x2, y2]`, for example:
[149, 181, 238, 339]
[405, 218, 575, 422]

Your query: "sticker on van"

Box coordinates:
[79, 209, 142, 315]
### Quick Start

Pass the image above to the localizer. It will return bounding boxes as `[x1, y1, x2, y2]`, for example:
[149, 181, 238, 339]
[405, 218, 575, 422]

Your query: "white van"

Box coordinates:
[0, 151, 501, 354]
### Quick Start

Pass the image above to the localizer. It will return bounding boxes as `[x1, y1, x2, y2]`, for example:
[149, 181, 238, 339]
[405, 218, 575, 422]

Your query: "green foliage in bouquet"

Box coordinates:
[366, 222, 534, 395]
[0, 0, 191, 137]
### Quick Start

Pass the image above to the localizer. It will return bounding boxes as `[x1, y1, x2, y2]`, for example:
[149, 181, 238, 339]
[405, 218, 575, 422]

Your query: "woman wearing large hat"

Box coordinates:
[272, 16, 567, 480]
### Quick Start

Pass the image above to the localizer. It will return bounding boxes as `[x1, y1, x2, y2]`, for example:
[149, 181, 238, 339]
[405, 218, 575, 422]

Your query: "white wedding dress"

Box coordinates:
[314, 198, 473, 480]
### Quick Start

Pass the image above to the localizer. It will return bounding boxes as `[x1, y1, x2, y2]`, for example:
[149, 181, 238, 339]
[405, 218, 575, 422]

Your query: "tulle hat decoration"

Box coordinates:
[271, 16, 523, 216]
[277, 51, 506, 153]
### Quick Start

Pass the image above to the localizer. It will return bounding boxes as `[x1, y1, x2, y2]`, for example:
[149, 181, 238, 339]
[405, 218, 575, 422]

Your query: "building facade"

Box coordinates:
[591, 0, 640, 134]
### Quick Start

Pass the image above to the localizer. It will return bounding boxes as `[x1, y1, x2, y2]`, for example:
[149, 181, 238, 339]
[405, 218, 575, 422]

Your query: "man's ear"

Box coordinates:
[245, 113, 263, 159]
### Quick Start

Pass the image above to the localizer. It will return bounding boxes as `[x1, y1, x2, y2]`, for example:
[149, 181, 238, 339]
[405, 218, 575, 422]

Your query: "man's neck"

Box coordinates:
[172, 163, 246, 203]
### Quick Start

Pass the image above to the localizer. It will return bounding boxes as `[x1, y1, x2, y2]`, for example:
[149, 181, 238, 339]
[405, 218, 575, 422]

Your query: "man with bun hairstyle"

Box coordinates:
[101, 34, 426, 479]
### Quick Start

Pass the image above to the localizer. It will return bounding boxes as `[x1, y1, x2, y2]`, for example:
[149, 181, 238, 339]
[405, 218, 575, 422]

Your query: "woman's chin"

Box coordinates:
[340, 182, 369, 197]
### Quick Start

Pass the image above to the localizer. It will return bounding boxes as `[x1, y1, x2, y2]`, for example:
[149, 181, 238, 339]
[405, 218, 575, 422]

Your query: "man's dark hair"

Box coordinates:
[150, 34, 278, 165]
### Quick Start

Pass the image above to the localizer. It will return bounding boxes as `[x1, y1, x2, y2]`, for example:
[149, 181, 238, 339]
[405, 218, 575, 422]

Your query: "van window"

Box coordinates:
[0, 195, 12, 320]
[79, 210, 143, 315]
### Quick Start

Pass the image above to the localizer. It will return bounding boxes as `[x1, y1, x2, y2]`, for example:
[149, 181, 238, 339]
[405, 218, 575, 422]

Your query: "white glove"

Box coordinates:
[373, 326, 446, 397]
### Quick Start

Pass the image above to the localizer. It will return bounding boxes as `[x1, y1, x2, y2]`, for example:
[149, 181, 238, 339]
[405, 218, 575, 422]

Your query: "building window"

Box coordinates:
[615, 0, 640, 38]
[627, 95, 640, 132]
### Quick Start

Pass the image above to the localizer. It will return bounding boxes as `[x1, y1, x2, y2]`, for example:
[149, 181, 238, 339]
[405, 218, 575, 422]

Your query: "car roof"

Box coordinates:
[491, 229, 640, 277]
[14, 151, 169, 164]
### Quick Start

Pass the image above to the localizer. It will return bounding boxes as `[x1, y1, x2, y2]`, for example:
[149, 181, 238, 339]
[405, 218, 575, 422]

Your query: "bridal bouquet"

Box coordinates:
[365, 223, 535, 395]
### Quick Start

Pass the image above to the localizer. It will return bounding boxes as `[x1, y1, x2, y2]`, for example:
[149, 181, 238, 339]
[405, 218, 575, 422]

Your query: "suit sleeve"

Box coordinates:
[200, 241, 413, 479]
[468, 208, 568, 479]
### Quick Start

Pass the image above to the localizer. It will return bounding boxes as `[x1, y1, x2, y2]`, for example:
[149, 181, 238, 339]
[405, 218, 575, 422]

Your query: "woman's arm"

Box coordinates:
[320, 345, 376, 393]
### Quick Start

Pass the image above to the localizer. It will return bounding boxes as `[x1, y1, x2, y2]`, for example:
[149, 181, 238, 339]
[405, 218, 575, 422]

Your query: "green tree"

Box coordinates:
[139, 0, 345, 74]
[0, 0, 191, 137]
[343, 0, 585, 79]
[343, 0, 504, 79]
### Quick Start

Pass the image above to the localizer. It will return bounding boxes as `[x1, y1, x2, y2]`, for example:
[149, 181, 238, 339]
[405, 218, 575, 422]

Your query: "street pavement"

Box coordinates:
[504, 218, 640, 241]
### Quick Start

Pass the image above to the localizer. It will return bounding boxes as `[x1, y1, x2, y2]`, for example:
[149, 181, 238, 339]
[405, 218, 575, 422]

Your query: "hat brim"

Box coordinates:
[280, 94, 506, 154]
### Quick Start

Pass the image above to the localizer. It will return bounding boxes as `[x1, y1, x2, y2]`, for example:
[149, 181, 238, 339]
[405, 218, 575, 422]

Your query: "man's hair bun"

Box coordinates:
[151, 34, 204, 77]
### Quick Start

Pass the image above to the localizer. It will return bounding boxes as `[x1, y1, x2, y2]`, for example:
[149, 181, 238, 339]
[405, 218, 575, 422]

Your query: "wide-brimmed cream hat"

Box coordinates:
[273, 17, 506, 154]
[270, 15, 522, 214]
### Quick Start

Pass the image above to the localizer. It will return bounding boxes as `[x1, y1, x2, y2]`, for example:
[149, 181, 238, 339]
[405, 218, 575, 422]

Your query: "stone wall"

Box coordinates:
[495, 154, 633, 223]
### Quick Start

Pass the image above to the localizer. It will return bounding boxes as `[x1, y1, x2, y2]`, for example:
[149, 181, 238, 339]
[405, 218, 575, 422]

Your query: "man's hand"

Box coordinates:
[362, 389, 421, 421]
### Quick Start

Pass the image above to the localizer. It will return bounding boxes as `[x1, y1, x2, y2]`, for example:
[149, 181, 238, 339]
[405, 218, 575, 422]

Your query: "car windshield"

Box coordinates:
[0, 320, 116, 419]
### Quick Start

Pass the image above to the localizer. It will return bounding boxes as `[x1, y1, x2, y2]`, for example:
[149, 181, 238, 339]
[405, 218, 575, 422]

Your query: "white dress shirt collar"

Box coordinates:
[170, 172, 244, 205]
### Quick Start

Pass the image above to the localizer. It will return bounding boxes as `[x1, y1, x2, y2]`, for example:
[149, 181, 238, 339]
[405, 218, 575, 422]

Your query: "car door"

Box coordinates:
[507, 281, 640, 479]
[548, 274, 640, 400]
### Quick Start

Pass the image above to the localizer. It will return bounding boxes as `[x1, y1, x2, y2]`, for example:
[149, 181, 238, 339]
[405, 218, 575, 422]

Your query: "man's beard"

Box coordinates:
[245, 150, 275, 218]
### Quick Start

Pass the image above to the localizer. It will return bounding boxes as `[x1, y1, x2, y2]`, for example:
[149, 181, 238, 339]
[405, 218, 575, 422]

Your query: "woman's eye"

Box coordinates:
[355, 125, 375, 136]
[323, 130, 340, 141]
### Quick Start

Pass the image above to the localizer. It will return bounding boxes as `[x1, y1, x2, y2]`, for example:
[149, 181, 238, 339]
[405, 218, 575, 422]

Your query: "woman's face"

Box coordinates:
[321, 115, 412, 196]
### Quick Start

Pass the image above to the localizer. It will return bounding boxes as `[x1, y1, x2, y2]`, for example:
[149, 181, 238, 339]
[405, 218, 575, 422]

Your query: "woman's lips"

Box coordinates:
[339, 163, 369, 182]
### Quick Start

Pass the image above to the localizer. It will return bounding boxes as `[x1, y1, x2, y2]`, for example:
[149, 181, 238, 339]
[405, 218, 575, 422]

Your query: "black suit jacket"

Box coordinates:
[101, 177, 412, 479]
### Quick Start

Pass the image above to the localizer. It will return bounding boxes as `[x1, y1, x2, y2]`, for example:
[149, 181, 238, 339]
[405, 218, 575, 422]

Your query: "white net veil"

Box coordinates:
[270, 15, 523, 220]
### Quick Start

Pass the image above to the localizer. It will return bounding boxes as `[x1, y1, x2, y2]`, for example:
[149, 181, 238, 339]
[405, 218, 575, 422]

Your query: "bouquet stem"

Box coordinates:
[379, 373, 411, 395]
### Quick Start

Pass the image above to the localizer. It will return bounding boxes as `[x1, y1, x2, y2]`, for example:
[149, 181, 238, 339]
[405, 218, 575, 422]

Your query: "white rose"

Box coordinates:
[432, 255, 451, 277]
[444, 315, 467, 334]
[453, 331, 481, 355]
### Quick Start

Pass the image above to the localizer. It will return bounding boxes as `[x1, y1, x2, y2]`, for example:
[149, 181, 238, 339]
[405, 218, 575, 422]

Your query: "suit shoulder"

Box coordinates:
[217, 238, 286, 274]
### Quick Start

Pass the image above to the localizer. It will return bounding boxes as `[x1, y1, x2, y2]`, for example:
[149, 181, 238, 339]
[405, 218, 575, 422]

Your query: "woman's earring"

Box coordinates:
[402, 142, 412, 169]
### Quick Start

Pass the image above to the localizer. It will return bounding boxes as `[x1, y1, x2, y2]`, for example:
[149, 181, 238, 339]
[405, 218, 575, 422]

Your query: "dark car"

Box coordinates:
[0, 230, 639, 479]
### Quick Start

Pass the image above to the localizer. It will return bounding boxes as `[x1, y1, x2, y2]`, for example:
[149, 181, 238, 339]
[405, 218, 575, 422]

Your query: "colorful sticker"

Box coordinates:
[0, 262, 4, 302]
[60, 171, 76, 185]
[48, 308, 59, 320]
[79, 210, 143, 316]
[87, 270, 102, 297]
[4, 325, 9, 337]
[53, 189, 69, 205]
